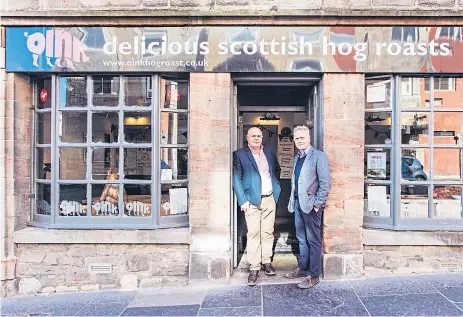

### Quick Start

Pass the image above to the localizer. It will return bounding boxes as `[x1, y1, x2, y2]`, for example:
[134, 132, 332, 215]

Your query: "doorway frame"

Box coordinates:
[230, 75, 324, 269]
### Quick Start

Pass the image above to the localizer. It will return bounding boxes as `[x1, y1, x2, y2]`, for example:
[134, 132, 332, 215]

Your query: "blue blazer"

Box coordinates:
[233, 146, 281, 207]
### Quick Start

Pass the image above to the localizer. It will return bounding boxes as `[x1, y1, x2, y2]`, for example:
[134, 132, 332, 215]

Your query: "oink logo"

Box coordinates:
[24, 30, 89, 70]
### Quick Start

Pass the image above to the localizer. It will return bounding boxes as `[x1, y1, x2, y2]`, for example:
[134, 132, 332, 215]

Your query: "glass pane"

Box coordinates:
[434, 112, 463, 145]
[433, 186, 462, 219]
[37, 112, 51, 144]
[59, 184, 87, 216]
[59, 77, 87, 108]
[401, 112, 430, 145]
[92, 148, 119, 180]
[123, 76, 151, 107]
[400, 185, 429, 218]
[59, 148, 86, 180]
[124, 112, 152, 143]
[92, 76, 119, 107]
[124, 184, 151, 217]
[400, 77, 430, 109]
[365, 148, 391, 180]
[160, 112, 188, 144]
[92, 112, 119, 143]
[365, 77, 391, 110]
[161, 184, 188, 216]
[433, 149, 462, 181]
[364, 184, 391, 217]
[37, 77, 52, 109]
[160, 148, 188, 181]
[365, 112, 391, 145]
[124, 148, 151, 180]
[36, 183, 51, 216]
[60, 112, 87, 143]
[401, 149, 430, 181]
[90, 183, 121, 217]
[161, 80, 188, 110]
[37, 148, 51, 180]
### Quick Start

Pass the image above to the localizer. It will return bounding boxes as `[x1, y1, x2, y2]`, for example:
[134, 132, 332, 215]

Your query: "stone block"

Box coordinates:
[120, 274, 138, 289]
[27, 264, 65, 276]
[171, 0, 214, 7]
[189, 253, 209, 280]
[345, 254, 363, 278]
[59, 256, 84, 267]
[84, 256, 124, 267]
[18, 277, 41, 294]
[350, 0, 371, 8]
[364, 251, 387, 268]
[89, 273, 119, 285]
[423, 246, 463, 260]
[384, 257, 407, 269]
[216, 0, 250, 6]
[163, 276, 188, 287]
[372, 0, 415, 5]
[80, 284, 100, 291]
[110, 0, 141, 6]
[19, 250, 46, 263]
[323, 227, 362, 254]
[142, 0, 168, 6]
[324, 120, 364, 147]
[42, 0, 79, 8]
[126, 255, 150, 272]
[139, 277, 163, 288]
[56, 285, 79, 293]
[418, 0, 455, 8]
[38, 275, 66, 288]
[400, 246, 424, 257]
[66, 267, 90, 284]
[79, 0, 110, 7]
[210, 257, 229, 280]
[41, 287, 55, 293]
[43, 253, 59, 265]
[324, 74, 364, 94]
[252, 0, 322, 9]
[323, 255, 344, 280]
[68, 245, 96, 257]
[323, 0, 349, 8]
[96, 245, 130, 256]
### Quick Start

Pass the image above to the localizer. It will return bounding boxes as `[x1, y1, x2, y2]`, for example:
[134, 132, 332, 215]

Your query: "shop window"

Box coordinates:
[392, 27, 419, 42]
[32, 74, 190, 229]
[364, 75, 463, 231]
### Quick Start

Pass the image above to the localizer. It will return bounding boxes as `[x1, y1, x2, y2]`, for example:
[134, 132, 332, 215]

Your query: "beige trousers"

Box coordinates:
[245, 195, 276, 271]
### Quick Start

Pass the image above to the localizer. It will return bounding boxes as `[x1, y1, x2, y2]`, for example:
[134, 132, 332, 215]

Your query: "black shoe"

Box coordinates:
[262, 263, 276, 276]
[284, 268, 309, 279]
[247, 270, 259, 286]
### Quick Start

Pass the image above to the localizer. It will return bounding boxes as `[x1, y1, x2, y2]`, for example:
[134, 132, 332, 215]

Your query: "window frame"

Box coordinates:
[364, 75, 463, 231]
[31, 74, 190, 229]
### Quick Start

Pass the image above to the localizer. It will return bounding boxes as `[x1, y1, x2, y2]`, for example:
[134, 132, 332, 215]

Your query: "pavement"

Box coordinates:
[1, 272, 463, 316]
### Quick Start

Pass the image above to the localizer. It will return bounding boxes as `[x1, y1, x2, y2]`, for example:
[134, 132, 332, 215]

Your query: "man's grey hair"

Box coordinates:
[293, 125, 310, 136]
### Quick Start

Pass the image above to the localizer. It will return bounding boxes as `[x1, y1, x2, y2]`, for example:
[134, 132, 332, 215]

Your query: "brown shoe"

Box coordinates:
[262, 263, 276, 276]
[297, 276, 319, 289]
[284, 268, 309, 279]
[247, 270, 259, 286]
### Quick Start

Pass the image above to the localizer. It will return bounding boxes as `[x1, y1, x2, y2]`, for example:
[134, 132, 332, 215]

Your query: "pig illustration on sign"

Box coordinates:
[24, 30, 89, 70]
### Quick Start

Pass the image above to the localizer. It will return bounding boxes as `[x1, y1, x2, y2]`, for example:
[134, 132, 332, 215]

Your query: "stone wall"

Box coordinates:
[1, 0, 462, 14]
[15, 244, 188, 295]
[188, 73, 232, 283]
[322, 74, 365, 279]
[364, 246, 463, 276]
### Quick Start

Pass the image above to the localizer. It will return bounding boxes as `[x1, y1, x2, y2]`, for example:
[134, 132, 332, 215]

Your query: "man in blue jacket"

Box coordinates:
[233, 127, 281, 286]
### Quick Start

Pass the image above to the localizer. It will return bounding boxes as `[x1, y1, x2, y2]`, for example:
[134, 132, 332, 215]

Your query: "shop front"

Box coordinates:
[1, 26, 463, 296]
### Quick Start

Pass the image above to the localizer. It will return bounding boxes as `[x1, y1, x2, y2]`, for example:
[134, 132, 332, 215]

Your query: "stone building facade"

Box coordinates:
[1, 0, 463, 297]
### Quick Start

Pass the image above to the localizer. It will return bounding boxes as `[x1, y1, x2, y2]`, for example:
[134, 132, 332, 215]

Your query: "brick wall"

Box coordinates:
[2, 0, 462, 14]
[15, 244, 188, 295]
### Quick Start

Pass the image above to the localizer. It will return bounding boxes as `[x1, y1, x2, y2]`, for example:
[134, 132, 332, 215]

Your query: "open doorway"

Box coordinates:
[231, 75, 322, 274]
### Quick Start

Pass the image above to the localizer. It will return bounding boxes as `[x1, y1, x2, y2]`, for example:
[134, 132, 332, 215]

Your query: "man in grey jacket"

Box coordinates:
[285, 125, 331, 289]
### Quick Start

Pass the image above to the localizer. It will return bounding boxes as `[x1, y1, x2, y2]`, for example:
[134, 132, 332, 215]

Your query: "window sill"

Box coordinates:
[363, 228, 463, 246]
[13, 227, 191, 245]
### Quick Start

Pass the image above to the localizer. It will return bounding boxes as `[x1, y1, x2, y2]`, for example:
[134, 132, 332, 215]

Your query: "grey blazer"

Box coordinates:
[288, 147, 331, 214]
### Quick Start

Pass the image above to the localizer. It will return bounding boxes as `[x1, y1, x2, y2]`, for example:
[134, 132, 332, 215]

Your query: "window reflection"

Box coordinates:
[59, 184, 87, 216]
[160, 112, 188, 144]
[93, 76, 119, 106]
[365, 78, 391, 110]
[37, 112, 51, 144]
[401, 112, 429, 145]
[59, 77, 87, 108]
[434, 112, 463, 145]
[433, 186, 462, 219]
[161, 80, 188, 110]
[400, 185, 429, 218]
[400, 77, 430, 108]
[92, 149, 119, 180]
[364, 184, 391, 217]
[36, 184, 51, 216]
[61, 112, 87, 143]
[92, 112, 119, 143]
[433, 149, 462, 181]
[124, 76, 151, 107]
[59, 148, 86, 180]
[124, 185, 151, 217]
[37, 148, 51, 180]
[401, 149, 429, 181]
[365, 112, 391, 145]
[160, 148, 188, 180]
[124, 112, 151, 143]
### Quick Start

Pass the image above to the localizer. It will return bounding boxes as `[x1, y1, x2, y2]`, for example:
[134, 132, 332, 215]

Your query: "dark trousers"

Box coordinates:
[295, 199, 322, 278]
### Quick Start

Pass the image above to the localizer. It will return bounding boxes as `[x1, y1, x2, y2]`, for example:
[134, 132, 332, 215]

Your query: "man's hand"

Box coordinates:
[241, 202, 251, 212]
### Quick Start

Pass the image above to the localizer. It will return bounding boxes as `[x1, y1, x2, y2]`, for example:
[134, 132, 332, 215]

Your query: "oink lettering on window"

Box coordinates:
[93, 201, 118, 216]
[126, 201, 150, 216]
[59, 200, 84, 216]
